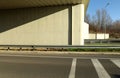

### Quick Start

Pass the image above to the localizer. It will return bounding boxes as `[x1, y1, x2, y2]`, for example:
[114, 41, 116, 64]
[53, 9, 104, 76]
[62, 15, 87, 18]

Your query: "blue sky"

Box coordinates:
[87, 0, 120, 21]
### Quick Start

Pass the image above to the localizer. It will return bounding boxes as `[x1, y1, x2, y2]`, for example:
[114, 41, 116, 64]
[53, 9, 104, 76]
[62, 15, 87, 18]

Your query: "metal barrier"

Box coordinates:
[0, 45, 120, 51]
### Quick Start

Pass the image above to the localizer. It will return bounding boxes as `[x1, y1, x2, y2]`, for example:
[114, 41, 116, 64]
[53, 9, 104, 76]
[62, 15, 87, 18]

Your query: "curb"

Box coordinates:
[0, 50, 120, 55]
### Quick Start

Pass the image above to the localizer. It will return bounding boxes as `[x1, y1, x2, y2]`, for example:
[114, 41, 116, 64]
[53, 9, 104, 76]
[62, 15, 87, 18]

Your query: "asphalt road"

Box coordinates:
[0, 54, 119, 78]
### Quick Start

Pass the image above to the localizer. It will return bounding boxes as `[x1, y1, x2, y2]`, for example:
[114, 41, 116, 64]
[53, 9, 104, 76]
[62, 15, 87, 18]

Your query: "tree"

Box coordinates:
[85, 14, 91, 24]
[87, 9, 112, 33]
[85, 9, 120, 38]
[109, 20, 120, 38]
[96, 9, 112, 32]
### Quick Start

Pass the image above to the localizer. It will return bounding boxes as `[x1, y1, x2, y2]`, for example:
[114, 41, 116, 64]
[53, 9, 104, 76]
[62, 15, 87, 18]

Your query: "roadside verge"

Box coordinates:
[0, 50, 120, 56]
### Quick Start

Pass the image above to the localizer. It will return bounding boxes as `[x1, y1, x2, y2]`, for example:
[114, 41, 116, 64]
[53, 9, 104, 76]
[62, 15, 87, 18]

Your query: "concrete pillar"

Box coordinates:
[72, 4, 84, 45]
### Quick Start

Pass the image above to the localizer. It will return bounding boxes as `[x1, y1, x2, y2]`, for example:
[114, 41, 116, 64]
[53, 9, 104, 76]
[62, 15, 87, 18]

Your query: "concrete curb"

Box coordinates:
[0, 50, 120, 55]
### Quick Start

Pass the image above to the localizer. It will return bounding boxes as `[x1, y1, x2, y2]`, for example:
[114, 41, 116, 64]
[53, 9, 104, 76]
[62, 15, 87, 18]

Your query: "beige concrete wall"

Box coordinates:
[83, 22, 89, 39]
[89, 33, 109, 39]
[0, 6, 70, 45]
[96, 33, 109, 39]
[89, 34, 96, 39]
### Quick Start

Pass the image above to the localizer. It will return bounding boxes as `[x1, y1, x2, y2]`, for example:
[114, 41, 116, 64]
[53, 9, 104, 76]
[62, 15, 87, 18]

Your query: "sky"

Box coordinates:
[87, 0, 120, 21]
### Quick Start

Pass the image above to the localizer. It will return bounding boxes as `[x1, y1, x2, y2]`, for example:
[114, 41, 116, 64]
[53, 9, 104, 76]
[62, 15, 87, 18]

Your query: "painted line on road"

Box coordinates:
[111, 59, 120, 68]
[91, 59, 111, 78]
[69, 58, 77, 78]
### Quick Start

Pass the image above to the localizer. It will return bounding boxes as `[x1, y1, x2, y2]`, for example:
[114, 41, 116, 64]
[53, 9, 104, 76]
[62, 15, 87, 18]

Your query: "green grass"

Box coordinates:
[67, 48, 120, 52]
[85, 43, 120, 46]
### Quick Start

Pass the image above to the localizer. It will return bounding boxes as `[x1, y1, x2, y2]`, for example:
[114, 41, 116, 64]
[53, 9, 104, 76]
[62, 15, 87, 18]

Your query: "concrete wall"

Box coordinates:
[89, 33, 109, 39]
[83, 22, 89, 39]
[0, 6, 70, 45]
[0, 4, 86, 45]
[89, 34, 96, 39]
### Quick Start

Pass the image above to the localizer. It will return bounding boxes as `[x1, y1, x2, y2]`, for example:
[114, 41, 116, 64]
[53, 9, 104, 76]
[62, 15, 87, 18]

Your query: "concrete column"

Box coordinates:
[72, 4, 84, 45]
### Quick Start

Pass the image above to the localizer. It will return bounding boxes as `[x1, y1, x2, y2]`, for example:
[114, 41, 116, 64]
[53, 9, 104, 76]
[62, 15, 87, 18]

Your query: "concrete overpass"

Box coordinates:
[0, 0, 90, 45]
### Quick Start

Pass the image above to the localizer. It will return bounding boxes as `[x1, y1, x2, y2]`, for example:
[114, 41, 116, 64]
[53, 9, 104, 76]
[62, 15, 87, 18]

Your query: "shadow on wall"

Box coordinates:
[0, 6, 68, 33]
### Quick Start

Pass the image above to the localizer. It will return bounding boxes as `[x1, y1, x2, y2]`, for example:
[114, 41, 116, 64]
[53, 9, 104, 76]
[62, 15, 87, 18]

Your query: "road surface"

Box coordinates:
[0, 54, 119, 78]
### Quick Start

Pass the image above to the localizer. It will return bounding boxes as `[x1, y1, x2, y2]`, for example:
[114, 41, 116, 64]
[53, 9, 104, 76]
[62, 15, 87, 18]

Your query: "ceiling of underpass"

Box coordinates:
[0, 0, 89, 9]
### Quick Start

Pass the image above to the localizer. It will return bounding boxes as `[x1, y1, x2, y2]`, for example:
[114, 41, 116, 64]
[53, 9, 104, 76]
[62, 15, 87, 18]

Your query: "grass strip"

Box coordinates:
[67, 48, 120, 52]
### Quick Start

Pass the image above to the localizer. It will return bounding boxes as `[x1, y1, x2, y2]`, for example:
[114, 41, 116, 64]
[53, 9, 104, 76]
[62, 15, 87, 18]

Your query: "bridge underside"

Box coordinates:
[0, 0, 89, 10]
[0, 0, 89, 45]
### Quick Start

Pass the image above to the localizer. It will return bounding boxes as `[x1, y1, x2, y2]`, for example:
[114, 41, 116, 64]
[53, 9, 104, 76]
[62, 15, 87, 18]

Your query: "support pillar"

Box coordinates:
[72, 4, 85, 45]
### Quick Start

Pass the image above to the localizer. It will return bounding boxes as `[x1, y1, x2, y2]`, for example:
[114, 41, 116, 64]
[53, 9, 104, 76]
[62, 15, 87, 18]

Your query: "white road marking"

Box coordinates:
[91, 59, 111, 78]
[111, 59, 120, 68]
[69, 58, 77, 78]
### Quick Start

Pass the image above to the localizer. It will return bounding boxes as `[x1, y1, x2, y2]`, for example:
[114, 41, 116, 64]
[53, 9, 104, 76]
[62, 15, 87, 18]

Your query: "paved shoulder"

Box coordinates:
[0, 58, 72, 78]
[0, 55, 120, 78]
[99, 59, 120, 78]
[76, 59, 99, 78]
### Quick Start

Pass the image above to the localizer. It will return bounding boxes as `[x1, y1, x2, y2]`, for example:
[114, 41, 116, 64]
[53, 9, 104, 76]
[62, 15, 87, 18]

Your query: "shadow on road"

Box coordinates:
[111, 74, 120, 78]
